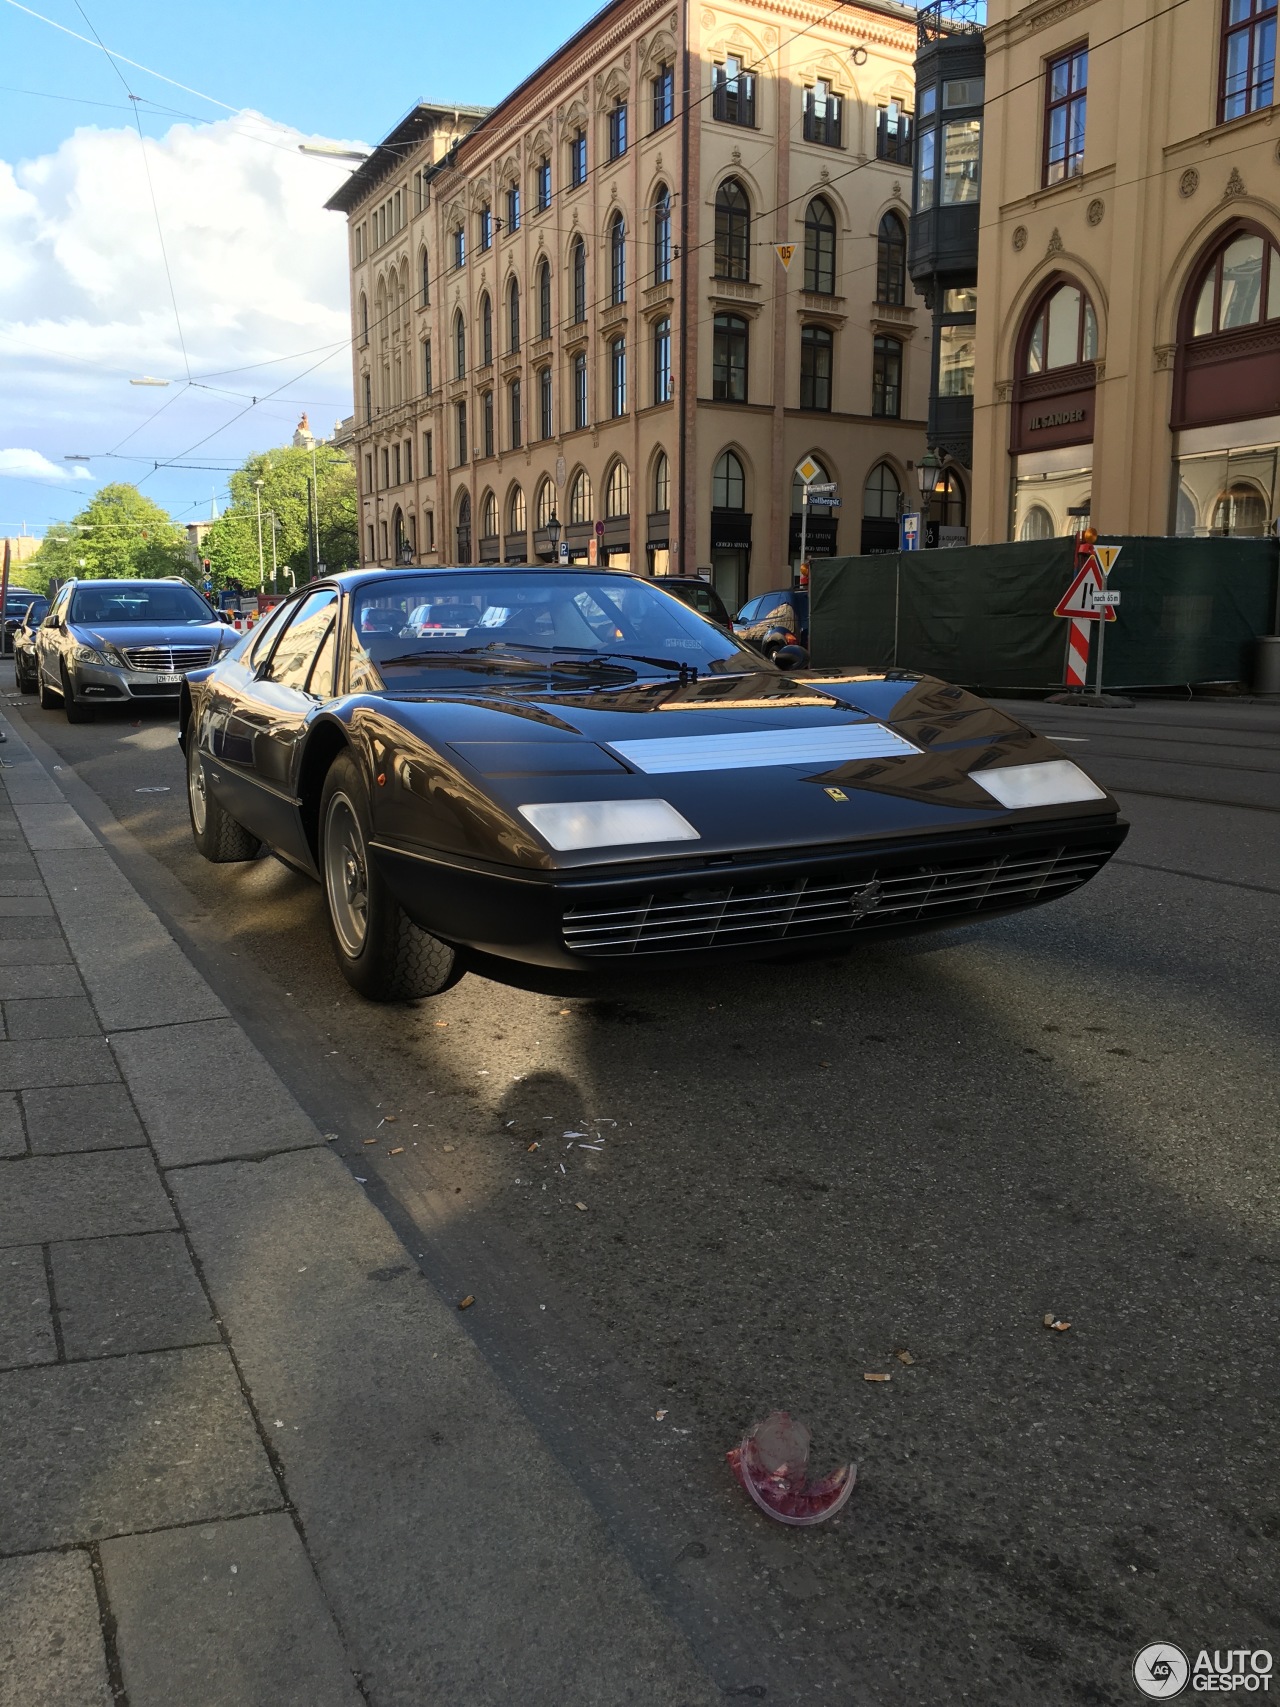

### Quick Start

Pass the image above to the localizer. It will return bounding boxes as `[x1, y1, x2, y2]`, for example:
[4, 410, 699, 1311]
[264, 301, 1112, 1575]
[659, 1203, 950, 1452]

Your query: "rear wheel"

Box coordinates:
[16, 657, 34, 694]
[186, 730, 260, 862]
[319, 752, 460, 1002]
[60, 663, 93, 724]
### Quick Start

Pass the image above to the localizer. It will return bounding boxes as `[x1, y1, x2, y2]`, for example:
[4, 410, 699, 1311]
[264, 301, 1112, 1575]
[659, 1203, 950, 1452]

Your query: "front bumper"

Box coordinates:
[373, 815, 1129, 974]
[71, 660, 190, 701]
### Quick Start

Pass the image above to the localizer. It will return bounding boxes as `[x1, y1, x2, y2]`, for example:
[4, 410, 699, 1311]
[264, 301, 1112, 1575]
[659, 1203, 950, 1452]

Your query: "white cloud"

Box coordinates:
[0, 447, 94, 482]
[0, 112, 362, 522]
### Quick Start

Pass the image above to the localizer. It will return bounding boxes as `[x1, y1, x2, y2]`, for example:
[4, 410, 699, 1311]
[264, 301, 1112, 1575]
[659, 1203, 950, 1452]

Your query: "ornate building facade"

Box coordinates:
[968, 0, 1280, 542]
[327, 0, 928, 608]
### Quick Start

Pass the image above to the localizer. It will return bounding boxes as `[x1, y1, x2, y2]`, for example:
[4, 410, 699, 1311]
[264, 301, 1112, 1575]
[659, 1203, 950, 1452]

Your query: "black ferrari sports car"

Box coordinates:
[178, 568, 1127, 1002]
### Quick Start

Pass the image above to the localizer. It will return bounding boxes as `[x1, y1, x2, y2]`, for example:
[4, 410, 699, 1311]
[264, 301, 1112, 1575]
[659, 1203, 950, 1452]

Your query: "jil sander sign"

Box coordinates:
[1029, 407, 1086, 430]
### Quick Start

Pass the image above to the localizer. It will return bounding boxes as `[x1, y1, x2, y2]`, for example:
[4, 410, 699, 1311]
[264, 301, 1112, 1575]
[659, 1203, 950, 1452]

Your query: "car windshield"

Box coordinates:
[350, 571, 765, 690]
[69, 584, 214, 625]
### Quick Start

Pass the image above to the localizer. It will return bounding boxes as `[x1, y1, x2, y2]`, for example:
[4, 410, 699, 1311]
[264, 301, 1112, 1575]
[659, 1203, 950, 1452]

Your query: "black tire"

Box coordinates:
[17, 659, 35, 694]
[60, 664, 93, 724]
[185, 729, 261, 862]
[319, 751, 461, 1002]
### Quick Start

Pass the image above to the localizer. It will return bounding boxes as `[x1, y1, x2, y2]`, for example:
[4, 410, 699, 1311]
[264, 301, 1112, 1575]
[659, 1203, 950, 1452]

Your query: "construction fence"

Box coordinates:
[809, 535, 1278, 694]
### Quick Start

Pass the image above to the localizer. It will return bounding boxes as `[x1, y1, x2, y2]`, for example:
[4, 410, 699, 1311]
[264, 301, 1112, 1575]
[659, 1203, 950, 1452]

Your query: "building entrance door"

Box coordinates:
[711, 549, 748, 612]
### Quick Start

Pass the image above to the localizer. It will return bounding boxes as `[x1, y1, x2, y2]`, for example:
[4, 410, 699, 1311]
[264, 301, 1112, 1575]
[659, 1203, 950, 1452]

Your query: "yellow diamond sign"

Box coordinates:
[797, 457, 820, 484]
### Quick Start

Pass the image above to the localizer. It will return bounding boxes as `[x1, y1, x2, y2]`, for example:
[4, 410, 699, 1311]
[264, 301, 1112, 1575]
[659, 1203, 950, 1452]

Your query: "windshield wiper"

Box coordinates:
[577, 650, 698, 681]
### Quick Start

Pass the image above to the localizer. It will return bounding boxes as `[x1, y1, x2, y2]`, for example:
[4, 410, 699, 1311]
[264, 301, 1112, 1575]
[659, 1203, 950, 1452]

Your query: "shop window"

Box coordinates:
[653, 451, 671, 512]
[605, 460, 630, 517]
[1191, 232, 1280, 333]
[570, 469, 593, 523]
[1019, 504, 1055, 540]
[1024, 282, 1098, 372]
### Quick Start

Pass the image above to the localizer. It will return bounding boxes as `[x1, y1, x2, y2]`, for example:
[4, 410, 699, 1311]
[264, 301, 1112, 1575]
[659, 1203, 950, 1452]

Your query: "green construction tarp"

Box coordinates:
[810, 535, 1277, 692]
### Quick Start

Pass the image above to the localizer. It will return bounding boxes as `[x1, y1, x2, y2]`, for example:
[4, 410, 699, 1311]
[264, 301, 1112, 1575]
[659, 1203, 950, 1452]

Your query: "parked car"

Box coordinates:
[35, 579, 238, 723]
[3, 589, 48, 655]
[180, 567, 1127, 1004]
[12, 602, 44, 693]
[654, 576, 732, 628]
[733, 588, 810, 660]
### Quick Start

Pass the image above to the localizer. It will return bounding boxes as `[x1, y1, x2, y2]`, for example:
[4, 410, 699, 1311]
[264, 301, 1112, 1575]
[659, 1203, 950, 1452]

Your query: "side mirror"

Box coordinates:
[773, 644, 809, 672]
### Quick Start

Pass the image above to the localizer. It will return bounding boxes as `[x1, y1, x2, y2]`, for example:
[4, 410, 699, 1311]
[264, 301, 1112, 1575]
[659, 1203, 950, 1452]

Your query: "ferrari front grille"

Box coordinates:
[121, 646, 215, 672]
[561, 844, 1116, 956]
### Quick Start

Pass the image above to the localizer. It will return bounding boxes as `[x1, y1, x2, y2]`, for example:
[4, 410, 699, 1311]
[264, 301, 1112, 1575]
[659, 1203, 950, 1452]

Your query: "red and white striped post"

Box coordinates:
[1065, 617, 1091, 688]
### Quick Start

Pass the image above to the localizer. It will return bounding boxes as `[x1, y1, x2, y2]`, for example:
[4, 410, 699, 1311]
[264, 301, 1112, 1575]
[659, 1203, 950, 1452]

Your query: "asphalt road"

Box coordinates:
[6, 677, 1278, 1707]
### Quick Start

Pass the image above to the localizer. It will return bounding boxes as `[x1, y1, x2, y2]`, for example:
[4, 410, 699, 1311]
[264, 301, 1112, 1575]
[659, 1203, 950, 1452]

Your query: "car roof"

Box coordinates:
[329, 566, 667, 592]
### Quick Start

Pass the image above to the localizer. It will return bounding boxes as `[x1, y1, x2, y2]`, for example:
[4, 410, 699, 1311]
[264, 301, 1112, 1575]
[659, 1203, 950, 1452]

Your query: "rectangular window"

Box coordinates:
[507, 184, 521, 231]
[479, 207, 492, 250]
[454, 227, 466, 269]
[381, 448, 390, 487]
[483, 390, 494, 458]
[799, 325, 833, 410]
[422, 340, 433, 394]
[424, 430, 433, 476]
[611, 337, 626, 417]
[876, 101, 913, 163]
[944, 77, 984, 107]
[539, 366, 553, 439]
[712, 314, 748, 402]
[1220, 0, 1275, 121]
[916, 127, 936, 211]
[455, 400, 467, 464]
[537, 157, 552, 210]
[803, 79, 843, 147]
[510, 379, 522, 449]
[608, 102, 628, 160]
[354, 225, 364, 263]
[573, 351, 588, 429]
[938, 324, 975, 397]
[712, 57, 756, 127]
[941, 118, 982, 203]
[366, 523, 375, 561]
[653, 64, 674, 129]
[392, 444, 401, 486]
[404, 438, 413, 482]
[380, 519, 388, 559]
[872, 335, 902, 418]
[363, 373, 372, 423]
[571, 130, 587, 187]
[653, 316, 671, 403]
[363, 453, 373, 494]
[425, 512, 435, 551]
[1044, 46, 1087, 184]
[944, 286, 977, 313]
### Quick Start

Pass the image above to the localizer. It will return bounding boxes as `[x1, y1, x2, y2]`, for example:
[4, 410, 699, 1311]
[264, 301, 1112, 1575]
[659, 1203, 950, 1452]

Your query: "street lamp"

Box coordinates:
[917, 451, 943, 510]
[398, 535, 415, 565]
[253, 480, 266, 589]
[546, 512, 561, 559]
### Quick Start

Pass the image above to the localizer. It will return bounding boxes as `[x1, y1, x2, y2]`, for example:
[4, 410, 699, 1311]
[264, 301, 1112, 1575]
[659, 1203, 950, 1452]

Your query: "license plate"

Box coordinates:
[139, 672, 182, 685]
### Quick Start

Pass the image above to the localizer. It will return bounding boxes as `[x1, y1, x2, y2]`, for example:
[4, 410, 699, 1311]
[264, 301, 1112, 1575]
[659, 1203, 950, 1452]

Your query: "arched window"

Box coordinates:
[605, 460, 630, 517]
[1190, 230, 1280, 335]
[804, 198, 836, 295]
[571, 237, 587, 324]
[862, 462, 901, 518]
[569, 469, 593, 523]
[876, 213, 906, 307]
[537, 260, 552, 339]
[712, 450, 746, 510]
[610, 212, 626, 305]
[654, 185, 672, 284]
[420, 247, 430, 308]
[792, 456, 831, 511]
[536, 477, 555, 528]
[481, 490, 498, 538]
[509, 487, 527, 533]
[479, 293, 492, 367]
[715, 178, 750, 280]
[1212, 484, 1268, 535]
[1024, 282, 1098, 372]
[508, 278, 521, 352]
[359, 292, 369, 343]
[456, 490, 472, 563]
[653, 451, 670, 512]
[1019, 504, 1055, 540]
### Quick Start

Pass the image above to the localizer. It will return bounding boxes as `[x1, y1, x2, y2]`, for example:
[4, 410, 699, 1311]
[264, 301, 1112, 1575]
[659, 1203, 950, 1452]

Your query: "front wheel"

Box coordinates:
[60, 664, 93, 724]
[319, 752, 461, 1002]
[186, 731, 261, 862]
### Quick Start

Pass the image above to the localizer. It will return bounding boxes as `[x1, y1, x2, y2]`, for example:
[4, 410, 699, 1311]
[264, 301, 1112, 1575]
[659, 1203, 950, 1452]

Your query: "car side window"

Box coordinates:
[736, 597, 761, 622]
[43, 590, 69, 628]
[304, 616, 337, 699]
[263, 590, 339, 692]
[245, 598, 300, 669]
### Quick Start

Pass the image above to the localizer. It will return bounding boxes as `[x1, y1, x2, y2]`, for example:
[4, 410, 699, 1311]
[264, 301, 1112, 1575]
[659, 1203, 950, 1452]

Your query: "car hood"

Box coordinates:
[69, 621, 235, 651]
[363, 669, 1119, 867]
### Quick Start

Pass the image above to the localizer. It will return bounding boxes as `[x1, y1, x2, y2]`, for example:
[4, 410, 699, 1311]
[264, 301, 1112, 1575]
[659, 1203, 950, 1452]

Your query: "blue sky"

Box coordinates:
[0, 0, 594, 535]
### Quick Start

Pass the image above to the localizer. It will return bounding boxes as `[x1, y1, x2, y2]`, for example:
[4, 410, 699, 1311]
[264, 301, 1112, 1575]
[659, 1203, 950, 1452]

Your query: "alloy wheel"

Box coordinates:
[324, 792, 370, 958]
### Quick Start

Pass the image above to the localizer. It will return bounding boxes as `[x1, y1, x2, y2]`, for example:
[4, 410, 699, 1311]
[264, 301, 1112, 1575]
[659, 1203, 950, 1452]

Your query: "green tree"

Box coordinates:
[30, 485, 189, 592]
[201, 446, 357, 592]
